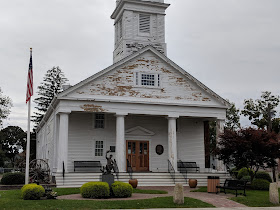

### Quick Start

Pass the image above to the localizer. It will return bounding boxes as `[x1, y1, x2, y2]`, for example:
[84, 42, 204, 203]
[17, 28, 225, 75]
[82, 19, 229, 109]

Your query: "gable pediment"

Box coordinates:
[59, 46, 229, 108]
[125, 126, 155, 136]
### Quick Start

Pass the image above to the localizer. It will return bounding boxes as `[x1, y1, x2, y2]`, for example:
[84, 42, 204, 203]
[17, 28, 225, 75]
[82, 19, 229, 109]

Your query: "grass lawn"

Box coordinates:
[192, 187, 280, 207]
[133, 188, 168, 194]
[0, 188, 214, 210]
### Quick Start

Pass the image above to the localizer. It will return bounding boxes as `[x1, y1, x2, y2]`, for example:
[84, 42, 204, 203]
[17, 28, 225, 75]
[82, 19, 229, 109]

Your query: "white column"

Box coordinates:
[216, 120, 226, 172]
[116, 114, 126, 172]
[57, 112, 70, 173]
[53, 114, 60, 173]
[168, 117, 178, 172]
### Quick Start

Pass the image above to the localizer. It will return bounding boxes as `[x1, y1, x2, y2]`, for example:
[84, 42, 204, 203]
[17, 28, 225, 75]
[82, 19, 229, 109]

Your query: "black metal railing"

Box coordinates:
[177, 160, 188, 183]
[113, 159, 119, 180]
[168, 159, 175, 184]
[127, 159, 133, 180]
[62, 161, 65, 178]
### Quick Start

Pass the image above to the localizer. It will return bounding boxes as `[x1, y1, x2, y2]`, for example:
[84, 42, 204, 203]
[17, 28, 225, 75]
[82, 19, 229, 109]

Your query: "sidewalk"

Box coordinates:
[131, 208, 280, 210]
[139, 186, 247, 208]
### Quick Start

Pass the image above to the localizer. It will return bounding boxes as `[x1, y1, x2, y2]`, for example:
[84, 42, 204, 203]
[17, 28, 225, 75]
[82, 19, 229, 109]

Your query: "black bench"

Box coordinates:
[74, 161, 101, 172]
[177, 161, 200, 172]
[216, 179, 247, 197]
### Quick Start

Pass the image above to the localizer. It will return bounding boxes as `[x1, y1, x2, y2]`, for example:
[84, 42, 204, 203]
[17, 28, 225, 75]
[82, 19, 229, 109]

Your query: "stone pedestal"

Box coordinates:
[269, 183, 279, 204]
[173, 183, 184, 204]
[101, 174, 115, 187]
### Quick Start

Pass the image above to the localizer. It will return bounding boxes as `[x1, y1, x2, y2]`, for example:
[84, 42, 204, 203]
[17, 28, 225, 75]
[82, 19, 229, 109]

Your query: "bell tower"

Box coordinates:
[111, 0, 170, 63]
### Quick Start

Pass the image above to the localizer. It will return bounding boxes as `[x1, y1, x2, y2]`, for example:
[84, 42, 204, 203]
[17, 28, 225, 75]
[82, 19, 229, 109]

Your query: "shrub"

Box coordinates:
[111, 181, 133, 198]
[237, 168, 254, 180]
[21, 184, 45, 200]
[229, 167, 239, 179]
[1, 172, 25, 185]
[240, 175, 251, 182]
[80, 182, 110, 198]
[251, 179, 270, 191]
[255, 171, 272, 183]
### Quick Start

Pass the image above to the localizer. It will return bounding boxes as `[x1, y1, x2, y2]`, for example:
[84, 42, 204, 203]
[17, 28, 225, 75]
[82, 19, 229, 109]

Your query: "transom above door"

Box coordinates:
[126, 140, 149, 172]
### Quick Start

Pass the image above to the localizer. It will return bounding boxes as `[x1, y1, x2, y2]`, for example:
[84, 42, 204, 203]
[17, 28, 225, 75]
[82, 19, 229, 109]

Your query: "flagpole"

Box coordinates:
[25, 48, 32, 185]
[25, 99, 31, 184]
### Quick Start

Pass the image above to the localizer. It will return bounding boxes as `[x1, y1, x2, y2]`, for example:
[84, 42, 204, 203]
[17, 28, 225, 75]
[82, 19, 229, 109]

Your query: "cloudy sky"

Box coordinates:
[1, 0, 279, 131]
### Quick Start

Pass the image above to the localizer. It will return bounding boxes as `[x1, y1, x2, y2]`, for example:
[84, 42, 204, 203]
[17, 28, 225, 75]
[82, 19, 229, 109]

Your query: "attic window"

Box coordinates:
[135, 73, 160, 87]
[139, 14, 150, 34]
[142, 74, 155, 86]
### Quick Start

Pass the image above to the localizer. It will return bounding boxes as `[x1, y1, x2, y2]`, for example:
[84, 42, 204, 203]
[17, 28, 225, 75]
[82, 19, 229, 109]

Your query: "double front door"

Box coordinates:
[126, 140, 149, 172]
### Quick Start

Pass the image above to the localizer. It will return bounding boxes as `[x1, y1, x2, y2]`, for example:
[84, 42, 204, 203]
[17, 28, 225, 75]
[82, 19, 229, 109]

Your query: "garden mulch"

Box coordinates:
[58, 186, 247, 208]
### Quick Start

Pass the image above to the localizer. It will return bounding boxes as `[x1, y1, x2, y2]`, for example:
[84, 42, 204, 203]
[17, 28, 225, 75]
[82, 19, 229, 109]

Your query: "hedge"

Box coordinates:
[251, 179, 270, 191]
[240, 175, 251, 182]
[255, 171, 272, 183]
[21, 184, 45, 200]
[1, 172, 25, 185]
[237, 168, 254, 180]
[80, 182, 110, 198]
[111, 181, 133, 198]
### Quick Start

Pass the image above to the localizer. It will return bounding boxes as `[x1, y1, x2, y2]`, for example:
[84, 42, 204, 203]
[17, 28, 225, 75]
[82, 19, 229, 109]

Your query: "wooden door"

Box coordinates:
[126, 140, 149, 172]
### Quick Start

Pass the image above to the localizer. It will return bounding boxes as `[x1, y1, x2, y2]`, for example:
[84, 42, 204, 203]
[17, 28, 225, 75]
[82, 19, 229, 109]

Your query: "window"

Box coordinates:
[119, 18, 123, 39]
[141, 74, 155, 86]
[135, 72, 160, 87]
[139, 13, 150, 34]
[95, 114, 105, 129]
[95, 140, 104, 156]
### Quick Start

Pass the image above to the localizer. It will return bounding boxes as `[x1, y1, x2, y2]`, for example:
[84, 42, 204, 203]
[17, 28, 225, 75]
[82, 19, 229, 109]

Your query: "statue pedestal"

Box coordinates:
[101, 174, 114, 187]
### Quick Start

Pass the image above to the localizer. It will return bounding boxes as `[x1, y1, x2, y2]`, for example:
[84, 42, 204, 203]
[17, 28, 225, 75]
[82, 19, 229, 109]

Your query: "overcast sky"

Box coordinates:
[1, 0, 279, 131]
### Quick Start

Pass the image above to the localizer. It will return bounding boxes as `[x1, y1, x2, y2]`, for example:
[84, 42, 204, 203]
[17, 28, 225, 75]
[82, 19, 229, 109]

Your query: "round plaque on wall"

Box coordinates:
[155, 145, 164, 155]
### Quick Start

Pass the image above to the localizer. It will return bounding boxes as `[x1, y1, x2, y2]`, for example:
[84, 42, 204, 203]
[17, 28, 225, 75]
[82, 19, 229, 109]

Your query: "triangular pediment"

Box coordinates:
[125, 126, 155, 136]
[59, 46, 229, 108]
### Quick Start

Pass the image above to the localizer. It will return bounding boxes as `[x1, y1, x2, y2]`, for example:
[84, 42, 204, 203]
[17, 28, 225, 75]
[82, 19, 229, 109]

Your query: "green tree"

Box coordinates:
[33, 66, 68, 125]
[0, 126, 26, 167]
[0, 87, 12, 127]
[225, 100, 240, 131]
[242, 91, 279, 131]
[0, 148, 7, 167]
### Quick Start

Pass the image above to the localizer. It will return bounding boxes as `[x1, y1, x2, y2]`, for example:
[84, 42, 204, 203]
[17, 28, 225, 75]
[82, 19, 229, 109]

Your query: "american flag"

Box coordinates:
[26, 48, 33, 103]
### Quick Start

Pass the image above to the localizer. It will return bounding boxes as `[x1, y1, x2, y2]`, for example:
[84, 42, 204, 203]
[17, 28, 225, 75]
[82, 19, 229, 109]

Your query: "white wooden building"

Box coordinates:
[36, 0, 230, 187]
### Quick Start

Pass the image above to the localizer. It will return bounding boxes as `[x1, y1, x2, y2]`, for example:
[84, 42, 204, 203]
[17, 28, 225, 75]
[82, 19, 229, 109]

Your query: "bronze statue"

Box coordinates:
[101, 150, 116, 175]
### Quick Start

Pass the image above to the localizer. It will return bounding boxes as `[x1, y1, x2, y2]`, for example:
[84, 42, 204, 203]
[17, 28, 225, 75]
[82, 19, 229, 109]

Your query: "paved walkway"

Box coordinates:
[58, 186, 246, 208]
[140, 186, 247, 208]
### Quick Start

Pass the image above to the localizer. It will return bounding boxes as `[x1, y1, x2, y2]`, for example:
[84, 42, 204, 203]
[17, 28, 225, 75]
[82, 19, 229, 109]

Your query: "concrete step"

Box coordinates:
[55, 172, 230, 188]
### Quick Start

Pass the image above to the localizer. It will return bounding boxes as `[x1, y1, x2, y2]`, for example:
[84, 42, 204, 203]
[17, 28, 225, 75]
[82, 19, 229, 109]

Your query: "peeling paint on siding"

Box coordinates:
[80, 104, 107, 112]
[71, 52, 217, 105]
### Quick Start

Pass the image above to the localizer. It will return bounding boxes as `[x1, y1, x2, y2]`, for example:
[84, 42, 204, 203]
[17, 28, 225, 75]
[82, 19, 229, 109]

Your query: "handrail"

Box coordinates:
[63, 161, 65, 178]
[113, 159, 119, 180]
[167, 159, 175, 184]
[178, 160, 188, 183]
[127, 159, 133, 180]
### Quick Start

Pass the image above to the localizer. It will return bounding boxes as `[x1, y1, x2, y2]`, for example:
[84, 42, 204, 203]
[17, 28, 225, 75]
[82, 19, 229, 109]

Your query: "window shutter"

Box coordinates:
[139, 14, 150, 33]
[119, 19, 123, 38]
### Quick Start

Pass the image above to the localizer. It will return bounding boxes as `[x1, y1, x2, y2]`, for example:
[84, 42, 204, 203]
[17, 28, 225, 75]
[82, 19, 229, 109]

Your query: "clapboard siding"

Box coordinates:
[68, 113, 205, 172]
[177, 118, 205, 168]
[36, 113, 55, 173]
[71, 51, 221, 107]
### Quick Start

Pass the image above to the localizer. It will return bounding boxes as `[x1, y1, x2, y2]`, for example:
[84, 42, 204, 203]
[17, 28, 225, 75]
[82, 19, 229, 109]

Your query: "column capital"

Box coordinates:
[115, 113, 128, 117]
[57, 110, 71, 115]
[166, 115, 179, 120]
